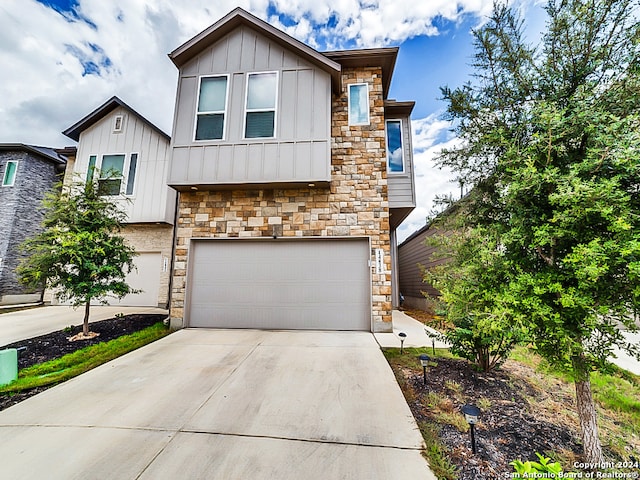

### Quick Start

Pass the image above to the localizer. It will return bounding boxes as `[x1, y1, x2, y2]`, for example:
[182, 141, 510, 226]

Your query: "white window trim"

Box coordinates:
[243, 70, 279, 140]
[89, 153, 138, 196]
[113, 114, 124, 133]
[385, 119, 406, 175]
[2, 160, 18, 187]
[193, 74, 230, 142]
[124, 152, 139, 197]
[348, 83, 370, 126]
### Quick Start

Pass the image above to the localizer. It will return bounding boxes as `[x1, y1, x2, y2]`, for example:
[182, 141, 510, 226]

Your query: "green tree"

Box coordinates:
[424, 224, 528, 371]
[18, 176, 138, 337]
[432, 0, 640, 464]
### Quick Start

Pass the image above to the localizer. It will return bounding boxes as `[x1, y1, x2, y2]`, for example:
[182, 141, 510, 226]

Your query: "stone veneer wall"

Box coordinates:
[0, 151, 61, 304]
[170, 66, 393, 332]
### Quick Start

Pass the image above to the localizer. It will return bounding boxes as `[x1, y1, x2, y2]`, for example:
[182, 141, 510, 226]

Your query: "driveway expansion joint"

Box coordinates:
[178, 428, 426, 451]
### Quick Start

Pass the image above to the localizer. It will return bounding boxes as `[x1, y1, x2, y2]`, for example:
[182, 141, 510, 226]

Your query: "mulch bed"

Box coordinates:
[391, 355, 584, 479]
[0, 314, 167, 411]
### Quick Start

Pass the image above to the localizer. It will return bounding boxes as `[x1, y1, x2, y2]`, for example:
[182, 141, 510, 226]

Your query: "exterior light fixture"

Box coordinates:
[418, 354, 429, 385]
[432, 338, 436, 356]
[461, 404, 481, 454]
[398, 332, 406, 354]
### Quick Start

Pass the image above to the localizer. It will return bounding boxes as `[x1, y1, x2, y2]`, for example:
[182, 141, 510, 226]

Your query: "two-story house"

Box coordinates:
[0, 144, 70, 305]
[166, 8, 416, 332]
[52, 97, 176, 307]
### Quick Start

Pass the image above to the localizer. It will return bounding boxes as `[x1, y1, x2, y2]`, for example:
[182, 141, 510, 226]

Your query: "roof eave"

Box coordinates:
[0, 143, 67, 164]
[168, 8, 341, 91]
[323, 47, 399, 99]
[62, 96, 170, 142]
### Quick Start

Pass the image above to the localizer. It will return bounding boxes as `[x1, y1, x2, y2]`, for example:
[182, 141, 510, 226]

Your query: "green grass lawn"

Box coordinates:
[0, 322, 170, 394]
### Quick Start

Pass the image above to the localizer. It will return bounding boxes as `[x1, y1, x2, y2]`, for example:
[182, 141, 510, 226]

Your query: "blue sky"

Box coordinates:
[0, 0, 544, 240]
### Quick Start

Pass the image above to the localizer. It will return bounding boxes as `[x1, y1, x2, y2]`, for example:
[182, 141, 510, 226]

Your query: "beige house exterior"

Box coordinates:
[48, 97, 176, 308]
[166, 9, 416, 332]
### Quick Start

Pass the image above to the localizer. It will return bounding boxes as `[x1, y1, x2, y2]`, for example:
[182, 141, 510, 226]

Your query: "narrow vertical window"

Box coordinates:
[86, 155, 96, 182]
[2, 161, 17, 186]
[348, 83, 369, 126]
[113, 115, 124, 133]
[386, 120, 404, 173]
[125, 153, 138, 196]
[195, 76, 228, 141]
[98, 154, 125, 195]
[245, 72, 277, 138]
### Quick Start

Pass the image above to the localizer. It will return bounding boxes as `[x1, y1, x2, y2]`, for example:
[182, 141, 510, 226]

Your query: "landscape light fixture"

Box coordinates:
[418, 354, 429, 385]
[398, 332, 407, 354]
[432, 338, 436, 356]
[461, 404, 481, 454]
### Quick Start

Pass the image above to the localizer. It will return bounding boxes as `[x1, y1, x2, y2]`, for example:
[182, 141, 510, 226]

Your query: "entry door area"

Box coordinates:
[186, 238, 371, 331]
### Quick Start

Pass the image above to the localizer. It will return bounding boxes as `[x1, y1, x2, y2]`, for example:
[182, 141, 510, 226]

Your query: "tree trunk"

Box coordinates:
[572, 355, 604, 466]
[83, 300, 91, 335]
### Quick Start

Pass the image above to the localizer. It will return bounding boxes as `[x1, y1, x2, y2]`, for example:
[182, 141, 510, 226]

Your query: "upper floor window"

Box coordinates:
[88, 153, 138, 196]
[245, 72, 277, 138]
[2, 161, 18, 186]
[348, 83, 370, 126]
[386, 120, 405, 173]
[195, 75, 228, 141]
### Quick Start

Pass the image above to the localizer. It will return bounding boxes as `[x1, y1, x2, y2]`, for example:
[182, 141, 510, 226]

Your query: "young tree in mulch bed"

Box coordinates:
[18, 175, 138, 340]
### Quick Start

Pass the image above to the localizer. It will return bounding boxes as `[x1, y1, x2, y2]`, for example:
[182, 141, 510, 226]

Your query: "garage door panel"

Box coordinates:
[188, 239, 370, 330]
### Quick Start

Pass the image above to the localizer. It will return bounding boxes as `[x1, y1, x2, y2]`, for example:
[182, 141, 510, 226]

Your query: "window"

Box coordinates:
[195, 75, 228, 141]
[386, 120, 404, 173]
[87, 154, 138, 196]
[98, 154, 125, 196]
[2, 161, 18, 186]
[86, 155, 96, 182]
[125, 153, 138, 196]
[348, 83, 369, 126]
[245, 72, 277, 138]
[113, 115, 124, 133]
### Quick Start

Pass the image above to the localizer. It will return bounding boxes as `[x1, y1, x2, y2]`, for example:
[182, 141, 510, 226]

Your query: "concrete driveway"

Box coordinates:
[0, 329, 436, 479]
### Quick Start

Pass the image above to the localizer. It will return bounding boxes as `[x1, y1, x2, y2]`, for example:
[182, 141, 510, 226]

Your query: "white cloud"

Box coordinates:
[396, 114, 461, 243]
[0, 0, 495, 147]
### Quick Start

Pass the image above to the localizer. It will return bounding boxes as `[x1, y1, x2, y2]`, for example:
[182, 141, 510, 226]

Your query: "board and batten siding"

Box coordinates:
[169, 26, 332, 187]
[74, 107, 175, 224]
[387, 114, 416, 208]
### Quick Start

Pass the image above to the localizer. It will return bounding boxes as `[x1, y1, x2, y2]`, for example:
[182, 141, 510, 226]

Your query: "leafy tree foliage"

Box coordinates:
[424, 225, 528, 371]
[18, 177, 138, 336]
[430, 0, 640, 464]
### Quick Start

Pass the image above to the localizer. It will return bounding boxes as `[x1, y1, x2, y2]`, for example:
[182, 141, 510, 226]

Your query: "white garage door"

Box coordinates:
[112, 252, 162, 307]
[187, 239, 371, 330]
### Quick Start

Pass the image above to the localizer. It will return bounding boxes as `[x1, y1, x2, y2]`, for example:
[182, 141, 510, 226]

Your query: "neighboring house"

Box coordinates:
[49, 97, 176, 308]
[397, 223, 443, 311]
[0, 144, 70, 305]
[166, 8, 416, 332]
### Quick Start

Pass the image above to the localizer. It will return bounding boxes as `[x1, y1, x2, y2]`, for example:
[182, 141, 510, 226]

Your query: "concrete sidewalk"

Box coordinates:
[0, 305, 168, 346]
[0, 329, 436, 479]
[375, 310, 450, 349]
[381, 310, 640, 376]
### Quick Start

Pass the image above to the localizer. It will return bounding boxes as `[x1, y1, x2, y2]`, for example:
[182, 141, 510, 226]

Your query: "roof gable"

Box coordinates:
[63, 96, 170, 142]
[169, 7, 341, 91]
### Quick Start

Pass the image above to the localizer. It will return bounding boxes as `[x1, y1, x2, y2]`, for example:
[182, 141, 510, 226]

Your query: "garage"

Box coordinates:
[56, 252, 162, 307]
[186, 238, 371, 330]
[113, 252, 162, 306]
